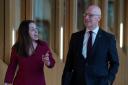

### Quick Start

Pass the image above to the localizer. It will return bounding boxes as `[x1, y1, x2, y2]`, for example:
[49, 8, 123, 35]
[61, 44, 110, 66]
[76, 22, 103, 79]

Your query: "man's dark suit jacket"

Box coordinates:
[62, 28, 119, 85]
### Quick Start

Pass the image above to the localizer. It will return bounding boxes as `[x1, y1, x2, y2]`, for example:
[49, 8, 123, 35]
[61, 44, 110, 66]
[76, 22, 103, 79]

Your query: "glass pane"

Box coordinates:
[33, 0, 52, 42]
[108, 0, 114, 31]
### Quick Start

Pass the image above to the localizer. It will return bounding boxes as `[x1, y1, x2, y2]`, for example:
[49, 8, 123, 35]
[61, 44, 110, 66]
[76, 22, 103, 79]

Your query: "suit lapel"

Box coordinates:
[78, 29, 85, 56]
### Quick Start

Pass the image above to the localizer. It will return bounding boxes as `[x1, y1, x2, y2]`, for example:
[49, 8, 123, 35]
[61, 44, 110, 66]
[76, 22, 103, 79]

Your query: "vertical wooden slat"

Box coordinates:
[21, 0, 26, 20]
[0, 0, 4, 60]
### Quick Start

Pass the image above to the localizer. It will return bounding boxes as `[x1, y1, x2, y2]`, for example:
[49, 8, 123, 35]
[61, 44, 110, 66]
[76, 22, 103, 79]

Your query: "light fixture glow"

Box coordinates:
[60, 26, 64, 60]
[12, 29, 16, 46]
[120, 22, 123, 48]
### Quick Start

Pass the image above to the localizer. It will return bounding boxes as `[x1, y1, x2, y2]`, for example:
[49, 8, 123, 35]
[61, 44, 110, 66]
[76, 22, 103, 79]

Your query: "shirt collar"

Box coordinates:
[86, 26, 99, 34]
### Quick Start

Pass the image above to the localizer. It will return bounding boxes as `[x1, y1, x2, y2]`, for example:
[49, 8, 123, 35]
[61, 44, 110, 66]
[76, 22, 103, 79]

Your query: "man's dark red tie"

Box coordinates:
[87, 31, 93, 57]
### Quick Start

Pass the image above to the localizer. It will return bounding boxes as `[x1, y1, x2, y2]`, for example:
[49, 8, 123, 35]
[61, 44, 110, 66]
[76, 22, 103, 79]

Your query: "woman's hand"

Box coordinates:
[42, 51, 50, 66]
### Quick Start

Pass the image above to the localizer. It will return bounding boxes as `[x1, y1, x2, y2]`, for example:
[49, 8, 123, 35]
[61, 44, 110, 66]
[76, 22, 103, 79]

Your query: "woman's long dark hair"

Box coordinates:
[14, 20, 35, 57]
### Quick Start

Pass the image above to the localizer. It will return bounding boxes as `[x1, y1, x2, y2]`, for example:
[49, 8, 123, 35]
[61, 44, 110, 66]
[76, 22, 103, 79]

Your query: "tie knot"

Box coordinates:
[88, 31, 92, 35]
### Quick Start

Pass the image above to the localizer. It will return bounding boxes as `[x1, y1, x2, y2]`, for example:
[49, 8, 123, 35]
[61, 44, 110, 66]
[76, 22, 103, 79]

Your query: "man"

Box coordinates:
[62, 5, 119, 85]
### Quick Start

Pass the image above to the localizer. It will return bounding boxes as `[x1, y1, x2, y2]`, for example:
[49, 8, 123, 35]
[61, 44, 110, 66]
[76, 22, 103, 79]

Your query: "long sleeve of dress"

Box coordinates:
[43, 42, 55, 68]
[4, 47, 18, 83]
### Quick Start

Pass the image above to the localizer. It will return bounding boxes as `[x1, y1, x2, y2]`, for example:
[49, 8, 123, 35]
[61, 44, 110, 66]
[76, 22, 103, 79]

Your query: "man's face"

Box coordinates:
[84, 6, 101, 30]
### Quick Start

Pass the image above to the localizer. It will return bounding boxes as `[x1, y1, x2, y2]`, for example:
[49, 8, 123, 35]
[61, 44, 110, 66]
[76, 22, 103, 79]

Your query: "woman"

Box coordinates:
[4, 20, 55, 85]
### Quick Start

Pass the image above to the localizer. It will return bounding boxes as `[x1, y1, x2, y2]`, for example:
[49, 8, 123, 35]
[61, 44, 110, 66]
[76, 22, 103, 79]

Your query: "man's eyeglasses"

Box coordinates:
[83, 13, 100, 18]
